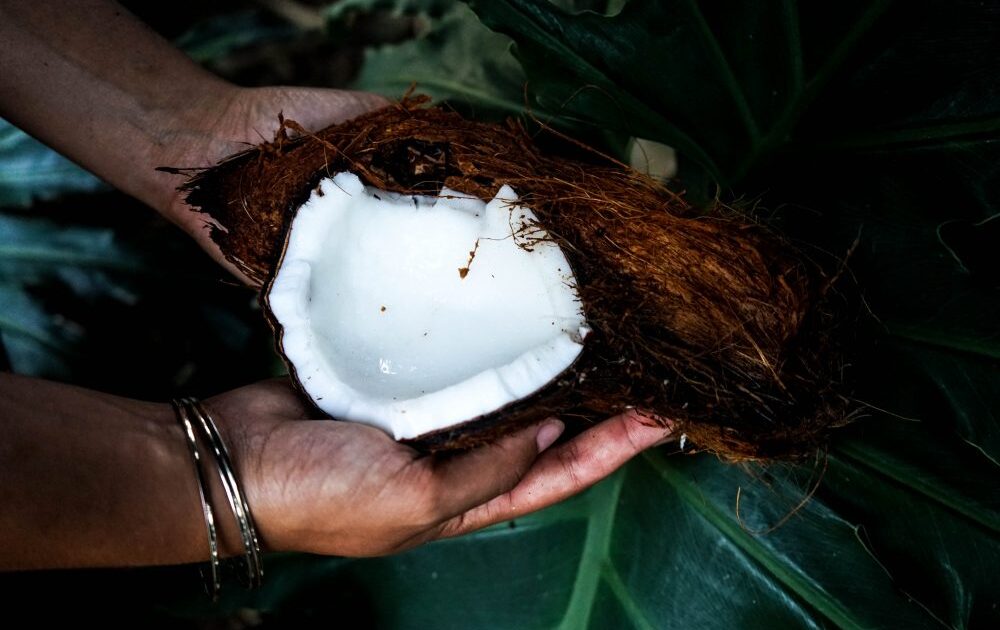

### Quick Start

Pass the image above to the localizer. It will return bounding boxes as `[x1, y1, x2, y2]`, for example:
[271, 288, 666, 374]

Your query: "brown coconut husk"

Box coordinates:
[171, 95, 851, 460]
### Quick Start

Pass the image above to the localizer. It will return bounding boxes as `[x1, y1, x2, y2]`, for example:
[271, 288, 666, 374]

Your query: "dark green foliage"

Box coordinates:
[328, 1, 1000, 626]
[0, 121, 106, 207]
[2, 1, 997, 627]
[341, 0, 527, 116]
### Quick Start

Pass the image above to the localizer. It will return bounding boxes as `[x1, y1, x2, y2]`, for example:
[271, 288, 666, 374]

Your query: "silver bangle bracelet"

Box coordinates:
[180, 397, 264, 589]
[170, 399, 222, 601]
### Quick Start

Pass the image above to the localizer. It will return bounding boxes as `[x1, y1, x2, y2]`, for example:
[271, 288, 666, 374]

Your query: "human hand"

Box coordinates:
[205, 379, 673, 557]
[0, 1, 387, 282]
[157, 86, 388, 281]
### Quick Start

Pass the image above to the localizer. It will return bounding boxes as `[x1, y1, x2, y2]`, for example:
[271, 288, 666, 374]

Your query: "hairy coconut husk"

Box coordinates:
[171, 95, 850, 460]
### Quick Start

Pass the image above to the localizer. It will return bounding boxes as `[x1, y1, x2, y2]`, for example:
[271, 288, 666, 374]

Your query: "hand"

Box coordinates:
[157, 86, 388, 281]
[0, 0, 387, 283]
[205, 380, 674, 557]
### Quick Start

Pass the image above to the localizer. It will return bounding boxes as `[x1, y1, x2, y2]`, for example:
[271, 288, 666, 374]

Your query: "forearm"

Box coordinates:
[0, 373, 240, 569]
[0, 0, 234, 217]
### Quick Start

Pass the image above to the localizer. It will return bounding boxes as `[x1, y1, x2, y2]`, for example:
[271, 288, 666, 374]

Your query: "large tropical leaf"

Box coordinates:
[327, 0, 527, 116]
[2, 2, 998, 629]
[465, 0, 900, 185]
[334, 0, 620, 120]
[157, 380, 997, 628]
[0, 120, 106, 207]
[0, 214, 141, 376]
[195, 1, 993, 628]
[0, 206, 281, 398]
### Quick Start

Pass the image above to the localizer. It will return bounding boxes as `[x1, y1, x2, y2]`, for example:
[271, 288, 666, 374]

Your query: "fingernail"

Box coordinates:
[535, 420, 565, 452]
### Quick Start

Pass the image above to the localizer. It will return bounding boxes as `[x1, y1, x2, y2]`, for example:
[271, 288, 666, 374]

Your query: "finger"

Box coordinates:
[332, 89, 392, 118]
[424, 419, 565, 521]
[440, 411, 672, 537]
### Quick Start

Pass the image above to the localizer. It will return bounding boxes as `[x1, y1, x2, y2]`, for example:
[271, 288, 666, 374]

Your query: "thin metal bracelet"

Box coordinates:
[181, 397, 264, 588]
[170, 399, 222, 601]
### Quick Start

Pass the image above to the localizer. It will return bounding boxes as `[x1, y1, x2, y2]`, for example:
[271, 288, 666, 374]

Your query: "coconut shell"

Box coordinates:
[172, 95, 850, 460]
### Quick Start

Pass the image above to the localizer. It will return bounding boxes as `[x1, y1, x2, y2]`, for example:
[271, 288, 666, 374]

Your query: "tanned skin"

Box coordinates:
[0, 0, 673, 569]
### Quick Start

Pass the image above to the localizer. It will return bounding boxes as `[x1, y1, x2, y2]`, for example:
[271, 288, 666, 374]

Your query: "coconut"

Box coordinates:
[266, 173, 589, 442]
[172, 95, 848, 460]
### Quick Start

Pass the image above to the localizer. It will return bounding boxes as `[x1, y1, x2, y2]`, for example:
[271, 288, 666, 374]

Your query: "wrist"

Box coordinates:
[147, 399, 249, 562]
[197, 399, 294, 555]
[0, 376, 257, 569]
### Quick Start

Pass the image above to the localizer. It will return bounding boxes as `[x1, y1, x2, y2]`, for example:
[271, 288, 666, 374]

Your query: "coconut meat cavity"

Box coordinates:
[266, 172, 588, 440]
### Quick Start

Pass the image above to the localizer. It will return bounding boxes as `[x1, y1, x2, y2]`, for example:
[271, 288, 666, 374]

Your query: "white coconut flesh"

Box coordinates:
[267, 172, 589, 440]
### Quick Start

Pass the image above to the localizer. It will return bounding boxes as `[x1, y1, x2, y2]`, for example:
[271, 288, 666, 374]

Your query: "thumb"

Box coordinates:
[280, 88, 389, 131]
[426, 419, 565, 520]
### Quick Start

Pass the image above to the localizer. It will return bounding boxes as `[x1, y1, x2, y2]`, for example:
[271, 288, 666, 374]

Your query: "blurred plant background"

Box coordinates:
[1, 1, 997, 628]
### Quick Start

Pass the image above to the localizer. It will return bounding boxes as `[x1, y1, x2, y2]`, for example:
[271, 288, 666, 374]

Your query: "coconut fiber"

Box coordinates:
[171, 95, 851, 460]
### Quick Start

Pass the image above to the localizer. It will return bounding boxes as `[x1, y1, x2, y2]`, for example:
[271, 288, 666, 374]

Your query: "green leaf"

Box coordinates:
[467, 0, 955, 184]
[3, 3, 998, 628]
[0, 209, 275, 398]
[334, 0, 527, 116]
[0, 214, 141, 376]
[234, 2, 996, 628]
[471, 0, 742, 179]
[171, 442, 992, 628]
[324, 0, 458, 21]
[819, 455, 999, 629]
[0, 283, 78, 376]
[0, 119, 105, 207]
[159, 336, 997, 626]
[175, 10, 298, 63]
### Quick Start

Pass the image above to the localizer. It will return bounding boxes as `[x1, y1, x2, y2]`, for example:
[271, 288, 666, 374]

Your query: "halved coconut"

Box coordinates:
[174, 96, 847, 460]
[266, 172, 589, 440]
